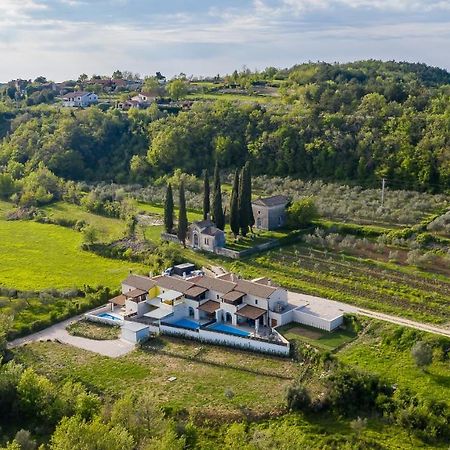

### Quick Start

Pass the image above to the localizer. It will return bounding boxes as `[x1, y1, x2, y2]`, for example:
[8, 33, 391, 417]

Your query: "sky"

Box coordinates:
[0, 0, 450, 82]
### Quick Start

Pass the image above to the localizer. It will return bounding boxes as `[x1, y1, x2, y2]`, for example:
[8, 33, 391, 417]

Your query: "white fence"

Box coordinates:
[160, 323, 290, 356]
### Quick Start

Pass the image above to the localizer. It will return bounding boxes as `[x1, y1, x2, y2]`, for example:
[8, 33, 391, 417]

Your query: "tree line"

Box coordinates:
[0, 61, 449, 196]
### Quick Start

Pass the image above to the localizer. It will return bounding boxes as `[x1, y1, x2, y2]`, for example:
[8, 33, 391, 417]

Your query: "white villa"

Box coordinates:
[62, 91, 98, 107]
[87, 264, 344, 355]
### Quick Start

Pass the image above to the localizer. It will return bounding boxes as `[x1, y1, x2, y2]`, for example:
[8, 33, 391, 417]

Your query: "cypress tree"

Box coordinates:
[229, 168, 240, 238]
[203, 169, 210, 220]
[164, 183, 174, 233]
[212, 162, 225, 230]
[238, 166, 249, 236]
[177, 181, 188, 247]
[245, 161, 255, 232]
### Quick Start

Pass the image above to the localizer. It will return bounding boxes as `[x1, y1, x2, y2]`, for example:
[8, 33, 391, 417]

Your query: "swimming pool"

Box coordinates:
[98, 312, 123, 322]
[170, 318, 200, 330]
[207, 323, 250, 337]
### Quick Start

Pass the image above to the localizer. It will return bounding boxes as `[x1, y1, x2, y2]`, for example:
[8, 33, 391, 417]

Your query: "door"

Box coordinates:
[271, 319, 277, 328]
[193, 233, 199, 248]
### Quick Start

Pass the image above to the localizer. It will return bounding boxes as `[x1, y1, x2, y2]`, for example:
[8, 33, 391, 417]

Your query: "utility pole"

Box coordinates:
[381, 178, 386, 207]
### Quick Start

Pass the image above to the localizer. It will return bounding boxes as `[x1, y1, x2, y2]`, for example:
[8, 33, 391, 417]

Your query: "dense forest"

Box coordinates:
[0, 60, 449, 197]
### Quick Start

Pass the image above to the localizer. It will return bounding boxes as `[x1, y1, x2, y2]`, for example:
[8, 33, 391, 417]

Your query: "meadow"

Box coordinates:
[14, 337, 297, 414]
[41, 202, 126, 241]
[0, 219, 144, 290]
[338, 322, 450, 402]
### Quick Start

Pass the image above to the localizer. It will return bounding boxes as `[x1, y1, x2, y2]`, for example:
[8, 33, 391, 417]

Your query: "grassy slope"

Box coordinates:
[338, 323, 450, 402]
[41, 202, 126, 241]
[0, 219, 144, 290]
[14, 338, 297, 413]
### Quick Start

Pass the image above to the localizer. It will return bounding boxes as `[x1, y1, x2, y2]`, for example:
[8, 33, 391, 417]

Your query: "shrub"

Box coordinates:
[286, 381, 311, 411]
[411, 341, 433, 370]
[287, 197, 318, 229]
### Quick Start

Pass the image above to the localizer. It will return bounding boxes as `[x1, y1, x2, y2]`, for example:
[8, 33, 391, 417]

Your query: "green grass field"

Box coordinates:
[0, 219, 144, 290]
[136, 201, 203, 222]
[338, 323, 450, 402]
[41, 202, 126, 241]
[186, 93, 276, 104]
[278, 323, 357, 351]
[14, 337, 297, 413]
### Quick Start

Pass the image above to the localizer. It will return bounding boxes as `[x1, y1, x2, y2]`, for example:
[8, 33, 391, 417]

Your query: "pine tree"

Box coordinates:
[245, 161, 255, 232]
[229, 168, 240, 238]
[164, 183, 174, 233]
[238, 166, 249, 236]
[203, 169, 210, 220]
[177, 181, 188, 247]
[212, 162, 225, 230]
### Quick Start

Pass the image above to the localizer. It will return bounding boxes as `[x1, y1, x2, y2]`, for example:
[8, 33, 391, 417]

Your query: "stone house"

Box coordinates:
[187, 219, 225, 252]
[252, 195, 289, 230]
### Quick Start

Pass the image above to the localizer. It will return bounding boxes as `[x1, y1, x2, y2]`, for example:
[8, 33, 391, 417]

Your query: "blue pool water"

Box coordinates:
[170, 318, 200, 330]
[207, 323, 250, 337]
[98, 312, 123, 322]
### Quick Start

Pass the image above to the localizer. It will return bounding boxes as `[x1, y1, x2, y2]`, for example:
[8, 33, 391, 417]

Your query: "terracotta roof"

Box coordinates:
[222, 290, 246, 302]
[198, 300, 220, 314]
[189, 275, 236, 294]
[236, 305, 267, 320]
[122, 274, 155, 292]
[252, 195, 289, 207]
[124, 288, 147, 299]
[235, 279, 277, 299]
[184, 286, 208, 298]
[108, 294, 126, 306]
[152, 275, 194, 294]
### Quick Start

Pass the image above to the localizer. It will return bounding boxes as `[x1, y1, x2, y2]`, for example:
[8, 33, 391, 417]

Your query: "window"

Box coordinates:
[204, 238, 209, 245]
[216, 294, 219, 299]
[255, 299, 258, 305]
[258, 210, 261, 215]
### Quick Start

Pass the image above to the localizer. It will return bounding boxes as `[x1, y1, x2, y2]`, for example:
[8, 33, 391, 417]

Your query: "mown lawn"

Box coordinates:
[278, 323, 357, 351]
[0, 220, 144, 290]
[14, 338, 298, 413]
[40, 202, 126, 241]
[337, 323, 450, 402]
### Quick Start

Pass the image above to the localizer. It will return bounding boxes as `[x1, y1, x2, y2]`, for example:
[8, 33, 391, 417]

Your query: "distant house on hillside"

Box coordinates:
[62, 91, 98, 107]
[252, 195, 289, 230]
[188, 219, 225, 252]
[130, 92, 156, 106]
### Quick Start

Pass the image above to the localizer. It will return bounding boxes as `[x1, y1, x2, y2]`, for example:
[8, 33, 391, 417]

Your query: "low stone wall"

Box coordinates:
[160, 323, 290, 356]
[160, 232, 180, 243]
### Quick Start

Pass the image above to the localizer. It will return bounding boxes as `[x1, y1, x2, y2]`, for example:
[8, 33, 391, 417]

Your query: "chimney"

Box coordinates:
[268, 279, 272, 286]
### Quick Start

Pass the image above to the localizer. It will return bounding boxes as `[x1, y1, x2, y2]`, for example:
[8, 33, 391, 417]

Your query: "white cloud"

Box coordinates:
[280, 0, 450, 12]
[0, 0, 46, 18]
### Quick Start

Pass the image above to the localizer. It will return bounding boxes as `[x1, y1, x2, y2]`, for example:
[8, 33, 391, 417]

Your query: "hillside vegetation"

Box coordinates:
[0, 60, 449, 194]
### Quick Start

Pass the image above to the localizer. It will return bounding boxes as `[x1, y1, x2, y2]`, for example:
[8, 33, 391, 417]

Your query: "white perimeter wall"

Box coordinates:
[293, 310, 343, 331]
[160, 324, 289, 356]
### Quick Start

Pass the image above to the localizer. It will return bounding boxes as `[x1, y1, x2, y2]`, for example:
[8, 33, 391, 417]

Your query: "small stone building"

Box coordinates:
[252, 195, 289, 230]
[188, 219, 226, 252]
